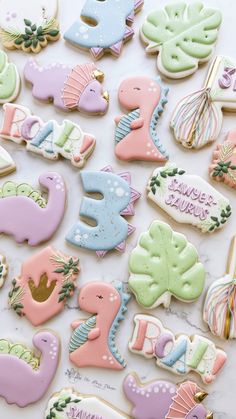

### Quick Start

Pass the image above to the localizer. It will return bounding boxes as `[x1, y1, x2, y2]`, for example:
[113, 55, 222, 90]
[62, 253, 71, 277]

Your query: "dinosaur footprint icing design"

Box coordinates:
[0, 172, 66, 246]
[123, 374, 213, 419]
[115, 76, 169, 162]
[0, 0, 59, 53]
[0, 103, 96, 168]
[64, 0, 144, 60]
[0, 50, 20, 103]
[66, 166, 140, 257]
[24, 59, 109, 114]
[8, 246, 80, 326]
[69, 282, 130, 370]
[140, 2, 222, 79]
[129, 220, 205, 309]
[0, 330, 60, 407]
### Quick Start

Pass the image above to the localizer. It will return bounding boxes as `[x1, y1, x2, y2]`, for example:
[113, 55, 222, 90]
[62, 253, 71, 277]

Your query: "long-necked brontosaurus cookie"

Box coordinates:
[129, 220, 205, 309]
[64, 0, 144, 60]
[140, 2, 222, 79]
[115, 76, 169, 162]
[0, 0, 60, 53]
[0, 330, 60, 407]
[129, 314, 227, 384]
[69, 281, 130, 370]
[0, 172, 66, 245]
[24, 59, 109, 114]
[8, 246, 80, 325]
[0, 103, 96, 168]
[123, 373, 213, 419]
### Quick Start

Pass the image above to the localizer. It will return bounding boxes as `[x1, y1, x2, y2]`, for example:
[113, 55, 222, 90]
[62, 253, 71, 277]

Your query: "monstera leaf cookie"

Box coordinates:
[140, 2, 222, 78]
[128, 220, 205, 308]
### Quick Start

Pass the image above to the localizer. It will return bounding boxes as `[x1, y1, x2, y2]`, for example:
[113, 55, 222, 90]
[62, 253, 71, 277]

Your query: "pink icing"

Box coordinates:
[210, 128, 236, 189]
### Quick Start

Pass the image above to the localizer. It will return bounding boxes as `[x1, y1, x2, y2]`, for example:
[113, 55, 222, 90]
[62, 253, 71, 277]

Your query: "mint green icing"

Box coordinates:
[141, 2, 222, 75]
[128, 220, 205, 308]
[0, 51, 18, 100]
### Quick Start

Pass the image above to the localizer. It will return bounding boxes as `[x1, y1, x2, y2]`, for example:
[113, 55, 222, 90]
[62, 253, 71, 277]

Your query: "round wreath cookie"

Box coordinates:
[0, 330, 60, 407]
[123, 373, 213, 419]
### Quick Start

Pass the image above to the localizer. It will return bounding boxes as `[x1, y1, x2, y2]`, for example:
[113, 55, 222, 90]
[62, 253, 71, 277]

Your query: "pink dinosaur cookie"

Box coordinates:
[0, 172, 66, 246]
[8, 246, 80, 326]
[123, 373, 213, 419]
[115, 76, 169, 162]
[0, 330, 60, 407]
[209, 128, 236, 189]
[69, 281, 130, 370]
[24, 59, 109, 114]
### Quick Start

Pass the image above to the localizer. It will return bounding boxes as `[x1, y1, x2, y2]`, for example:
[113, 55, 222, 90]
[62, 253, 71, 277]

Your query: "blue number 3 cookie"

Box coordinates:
[64, 0, 144, 60]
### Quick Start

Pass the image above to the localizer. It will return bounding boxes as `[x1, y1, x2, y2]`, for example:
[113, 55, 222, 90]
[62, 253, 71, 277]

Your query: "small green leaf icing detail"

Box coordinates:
[128, 220, 205, 308]
[141, 2, 222, 77]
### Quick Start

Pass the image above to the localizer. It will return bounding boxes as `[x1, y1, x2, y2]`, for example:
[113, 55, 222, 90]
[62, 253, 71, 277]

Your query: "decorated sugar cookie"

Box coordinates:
[129, 314, 227, 384]
[0, 0, 59, 53]
[69, 282, 130, 370]
[0, 50, 20, 103]
[45, 388, 128, 419]
[123, 374, 213, 419]
[64, 0, 144, 60]
[129, 220, 205, 309]
[209, 128, 236, 189]
[115, 76, 169, 162]
[66, 166, 140, 257]
[171, 55, 236, 148]
[0, 254, 7, 288]
[8, 247, 79, 326]
[204, 236, 236, 340]
[147, 163, 231, 233]
[141, 2, 222, 79]
[0, 146, 15, 176]
[0, 330, 60, 407]
[0, 172, 66, 246]
[0, 103, 96, 168]
[24, 59, 109, 114]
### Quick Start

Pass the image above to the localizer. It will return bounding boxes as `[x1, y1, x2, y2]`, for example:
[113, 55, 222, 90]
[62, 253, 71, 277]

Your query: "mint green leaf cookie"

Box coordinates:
[128, 220, 205, 308]
[140, 2, 222, 78]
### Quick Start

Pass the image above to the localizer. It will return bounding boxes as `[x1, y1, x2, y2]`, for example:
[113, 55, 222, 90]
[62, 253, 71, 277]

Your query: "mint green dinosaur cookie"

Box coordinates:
[128, 220, 205, 308]
[140, 2, 222, 79]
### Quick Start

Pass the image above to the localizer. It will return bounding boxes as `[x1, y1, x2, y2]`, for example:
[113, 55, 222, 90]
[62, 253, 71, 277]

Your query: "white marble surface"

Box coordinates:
[0, 0, 235, 418]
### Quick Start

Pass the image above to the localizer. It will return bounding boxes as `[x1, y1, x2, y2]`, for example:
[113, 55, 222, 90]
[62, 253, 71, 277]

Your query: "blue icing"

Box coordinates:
[149, 82, 169, 158]
[160, 338, 188, 373]
[69, 316, 96, 353]
[66, 171, 131, 251]
[64, 0, 134, 49]
[30, 120, 55, 154]
[115, 109, 140, 145]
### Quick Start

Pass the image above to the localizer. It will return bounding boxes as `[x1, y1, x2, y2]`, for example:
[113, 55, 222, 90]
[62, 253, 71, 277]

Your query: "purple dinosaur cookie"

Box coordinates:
[123, 374, 213, 419]
[24, 59, 109, 114]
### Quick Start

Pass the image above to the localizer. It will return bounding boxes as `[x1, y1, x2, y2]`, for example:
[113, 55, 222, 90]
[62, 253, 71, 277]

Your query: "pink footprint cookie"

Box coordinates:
[209, 128, 236, 189]
[115, 76, 169, 162]
[123, 374, 213, 419]
[0, 330, 60, 407]
[69, 281, 130, 370]
[8, 246, 80, 326]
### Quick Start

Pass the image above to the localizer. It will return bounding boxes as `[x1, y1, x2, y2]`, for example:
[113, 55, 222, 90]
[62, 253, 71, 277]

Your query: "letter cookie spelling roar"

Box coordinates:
[8, 247, 80, 326]
[147, 163, 231, 233]
[0, 331, 60, 407]
[64, 0, 144, 60]
[0, 172, 66, 246]
[123, 374, 213, 419]
[129, 314, 227, 384]
[24, 59, 109, 114]
[69, 282, 130, 370]
[115, 76, 169, 162]
[140, 2, 222, 79]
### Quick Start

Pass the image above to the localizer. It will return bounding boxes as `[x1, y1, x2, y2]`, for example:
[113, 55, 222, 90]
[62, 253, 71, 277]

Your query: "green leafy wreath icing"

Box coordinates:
[46, 396, 81, 419]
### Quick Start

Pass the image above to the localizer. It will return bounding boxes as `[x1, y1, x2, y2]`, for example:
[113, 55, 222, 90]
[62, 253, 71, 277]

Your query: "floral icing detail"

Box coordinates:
[115, 76, 169, 162]
[66, 166, 140, 257]
[8, 246, 80, 326]
[0, 103, 96, 168]
[64, 0, 144, 59]
[129, 314, 227, 384]
[69, 282, 130, 370]
[24, 60, 109, 114]
[147, 163, 231, 233]
[140, 2, 222, 79]
[0, 50, 20, 103]
[123, 374, 213, 419]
